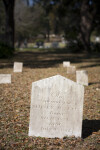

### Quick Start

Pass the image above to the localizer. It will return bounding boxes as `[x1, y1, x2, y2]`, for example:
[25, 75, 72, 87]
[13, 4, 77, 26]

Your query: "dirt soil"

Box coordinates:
[0, 50, 100, 150]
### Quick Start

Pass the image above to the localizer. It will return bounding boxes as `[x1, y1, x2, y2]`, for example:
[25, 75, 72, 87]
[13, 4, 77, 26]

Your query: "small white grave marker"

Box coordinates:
[76, 70, 88, 86]
[63, 61, 70, 67]
[0, 74, 11, 84]
[67, 66, 76, 74]
[29, 75, 84, 138]
[13, 62, 23, 72]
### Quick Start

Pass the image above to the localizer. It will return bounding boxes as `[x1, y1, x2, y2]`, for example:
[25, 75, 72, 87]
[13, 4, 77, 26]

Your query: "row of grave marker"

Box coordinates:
[63, 61, 88, 86]
[0, 61, 87, 138]
[0, 62, 23, 84]
[0, 61, 88, 86]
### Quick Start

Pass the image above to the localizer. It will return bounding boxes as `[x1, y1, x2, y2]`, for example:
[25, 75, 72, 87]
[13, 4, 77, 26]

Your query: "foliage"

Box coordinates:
[66, 40, 83, 53]
[38, 0, 100, 51]
[35, 39, 44, 43]
[15, 0, 46, 42]
[1, 0, 100, 52]
[91, 43, 100, 53]
[0, 42, 14, 58]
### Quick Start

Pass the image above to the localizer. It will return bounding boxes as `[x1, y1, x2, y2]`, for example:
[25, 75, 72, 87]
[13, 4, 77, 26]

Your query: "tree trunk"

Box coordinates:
[26, 0, 29, 6]
[47, 26, 50, 42]
[3, 0, 15, 48]
[80, 0, 96, 52]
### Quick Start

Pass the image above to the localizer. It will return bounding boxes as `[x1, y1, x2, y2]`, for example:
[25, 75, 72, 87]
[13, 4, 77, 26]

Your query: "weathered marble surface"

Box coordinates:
[29, 75, 84, 138]
[13, 62, 23, 72]
[63, 61, 70, 67]
[0, 74, 11, 84]
[67, 66, 76, 74]
[76, 70, 88, 86]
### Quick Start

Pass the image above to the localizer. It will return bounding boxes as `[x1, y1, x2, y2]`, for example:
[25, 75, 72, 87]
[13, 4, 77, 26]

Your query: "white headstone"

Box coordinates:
[13, 62, 23, 72]
[63, 61, 70, 67]
[0, 74, 11, 84]
[29, 75, 84, 138]
[76, 70, 88, 86]
[67, 66, 76, 74]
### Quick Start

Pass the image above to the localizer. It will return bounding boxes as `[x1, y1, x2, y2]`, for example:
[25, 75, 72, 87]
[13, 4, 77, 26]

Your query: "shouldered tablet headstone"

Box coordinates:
[76, 70, 88, 86]
[67, 66, 76, 74]
[63, 61, 70, 67]
[0, 74, 11, 84]
[29, 75, 84, 138]
[13, 62, 23, 72]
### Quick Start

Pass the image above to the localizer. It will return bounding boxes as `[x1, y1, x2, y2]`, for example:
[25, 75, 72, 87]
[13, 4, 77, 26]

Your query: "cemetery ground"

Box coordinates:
[0, 48, 100, 150]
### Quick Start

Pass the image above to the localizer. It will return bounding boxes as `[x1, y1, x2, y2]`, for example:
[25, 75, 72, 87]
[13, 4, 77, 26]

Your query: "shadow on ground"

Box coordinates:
[79, 64, 100, 68]
[82, 119, 100, 139]
[89, 82, 100, 85]
[0, 49, 100, 69]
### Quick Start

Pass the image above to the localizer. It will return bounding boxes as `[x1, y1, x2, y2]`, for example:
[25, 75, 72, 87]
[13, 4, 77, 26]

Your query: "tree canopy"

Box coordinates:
[0, 0, 100, 56]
